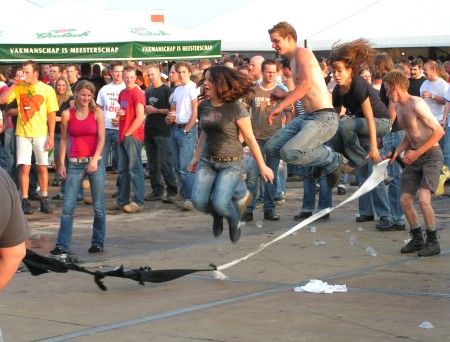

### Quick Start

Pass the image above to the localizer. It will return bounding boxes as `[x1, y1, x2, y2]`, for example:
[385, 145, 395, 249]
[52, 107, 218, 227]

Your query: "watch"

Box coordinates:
[431, 94, 435, 100]
[156, 108, 160, 113]
[183, 129, 188, 134]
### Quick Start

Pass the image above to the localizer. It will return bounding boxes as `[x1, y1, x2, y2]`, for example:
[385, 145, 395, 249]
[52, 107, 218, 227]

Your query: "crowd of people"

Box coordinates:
[1, 21, 450, 282]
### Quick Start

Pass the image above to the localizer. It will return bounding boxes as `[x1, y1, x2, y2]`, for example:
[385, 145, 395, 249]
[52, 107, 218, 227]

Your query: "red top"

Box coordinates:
[68, 108, 99, 158]
[117, 86, 145, 143]
[42, 77, 53, 85]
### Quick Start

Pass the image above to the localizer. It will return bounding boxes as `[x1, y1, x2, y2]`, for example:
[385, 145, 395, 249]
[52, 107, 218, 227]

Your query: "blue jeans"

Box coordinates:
[329, 117, 392, 168]
[287, 163, 302, 176]
[118, 136, 145, 206]
[170, 126, 197, 200]
[265, 111, 339, 174]
[57, 136, 83, 197]
[276, 160, 287, 198]
[0, 127, 13, 175]
[240, 150, 259, 212]
[192, 157, 242, 230]
[56, 159, 106, 250]
[145, 135, 177, 197]
[103, 129, 119, 171]
[382, 130, 405, 224]
[257, 140, 279, 213]
[300, 166, 332, 212]
[256, 151, 286, 202]
[356, 146, 392, 219]
[53, 133, 63, 182]
[234, 150, 257, 198]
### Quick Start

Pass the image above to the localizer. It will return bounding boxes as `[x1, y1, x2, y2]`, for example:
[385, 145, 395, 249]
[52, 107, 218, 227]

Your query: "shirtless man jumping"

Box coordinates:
[384, 70, 445, 257]
[264, 22, 342, 188]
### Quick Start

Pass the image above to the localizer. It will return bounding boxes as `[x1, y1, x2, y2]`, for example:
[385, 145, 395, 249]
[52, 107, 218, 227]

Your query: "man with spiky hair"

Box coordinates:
[264, 22, 342, 189]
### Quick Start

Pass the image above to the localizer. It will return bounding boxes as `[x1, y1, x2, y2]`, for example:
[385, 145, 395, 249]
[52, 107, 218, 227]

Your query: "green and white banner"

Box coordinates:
[0, 41, 221, 63]
[0, 24, 221, 63]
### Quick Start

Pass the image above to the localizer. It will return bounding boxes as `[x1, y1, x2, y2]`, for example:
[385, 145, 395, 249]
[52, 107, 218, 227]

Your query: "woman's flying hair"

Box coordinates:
[328, 38, 378, 76]
[197, 65, 255, 103]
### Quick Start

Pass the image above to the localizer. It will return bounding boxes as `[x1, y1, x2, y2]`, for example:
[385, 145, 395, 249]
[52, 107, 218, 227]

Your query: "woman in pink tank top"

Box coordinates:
[50, 80, 106, 261]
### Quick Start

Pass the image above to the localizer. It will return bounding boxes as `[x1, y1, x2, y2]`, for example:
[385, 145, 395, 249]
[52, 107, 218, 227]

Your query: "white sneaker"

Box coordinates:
[183, 200, 194, 211]
[123, 202, 144, 213]
[175, 200, 194, 211]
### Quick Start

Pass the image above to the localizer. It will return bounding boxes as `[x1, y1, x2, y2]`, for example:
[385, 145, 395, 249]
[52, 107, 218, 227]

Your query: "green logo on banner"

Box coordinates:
[36, 29, 90, 39]
[130, 28, 170, 37]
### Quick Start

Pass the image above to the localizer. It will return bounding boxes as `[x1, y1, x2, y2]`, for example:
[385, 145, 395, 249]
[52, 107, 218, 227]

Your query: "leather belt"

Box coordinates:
[206, 155, 242, 163]
[175, 123, 188, 128]
[69, 157, 99, 164]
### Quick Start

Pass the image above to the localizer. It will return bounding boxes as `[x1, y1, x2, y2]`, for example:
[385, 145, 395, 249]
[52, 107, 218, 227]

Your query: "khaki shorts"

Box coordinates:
[16, 136, 49, 166]
[400, 146, 443, 195]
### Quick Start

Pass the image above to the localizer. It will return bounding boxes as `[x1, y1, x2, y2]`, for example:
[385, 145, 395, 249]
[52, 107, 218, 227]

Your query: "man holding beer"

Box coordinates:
[143, 63, 178, 202]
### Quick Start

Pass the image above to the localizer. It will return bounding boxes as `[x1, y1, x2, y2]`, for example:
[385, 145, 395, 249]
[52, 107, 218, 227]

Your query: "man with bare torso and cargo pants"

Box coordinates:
[384, 70, 444, 257]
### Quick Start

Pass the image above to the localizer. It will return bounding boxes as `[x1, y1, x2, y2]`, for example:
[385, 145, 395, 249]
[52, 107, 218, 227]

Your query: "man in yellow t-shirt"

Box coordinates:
[0, 60, 58, 215]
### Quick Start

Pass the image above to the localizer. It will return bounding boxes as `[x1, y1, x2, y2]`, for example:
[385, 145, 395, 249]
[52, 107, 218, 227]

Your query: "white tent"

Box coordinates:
[188, 0, 450, 52]
[0, 1, 221, 63]
[306, 0, 450, 51]
[0, 0, 43, 32]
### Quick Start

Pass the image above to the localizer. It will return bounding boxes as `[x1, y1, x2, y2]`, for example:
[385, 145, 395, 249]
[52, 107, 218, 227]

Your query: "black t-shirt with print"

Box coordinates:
[144, 84, 171, 137]
[199, 100, 249, 157]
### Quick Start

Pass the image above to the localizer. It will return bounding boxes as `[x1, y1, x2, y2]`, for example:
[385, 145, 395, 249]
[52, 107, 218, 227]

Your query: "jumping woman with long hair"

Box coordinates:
[188, 66, 274, 243]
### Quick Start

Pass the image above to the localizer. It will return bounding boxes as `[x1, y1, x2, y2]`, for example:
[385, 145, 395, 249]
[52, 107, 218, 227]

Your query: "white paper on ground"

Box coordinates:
[294, 279, 347, 294]
[418, 321, 434, 329]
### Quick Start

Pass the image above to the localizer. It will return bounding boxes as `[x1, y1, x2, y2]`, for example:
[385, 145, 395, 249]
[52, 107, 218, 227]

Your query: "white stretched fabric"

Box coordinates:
[216, 160, 390, 272]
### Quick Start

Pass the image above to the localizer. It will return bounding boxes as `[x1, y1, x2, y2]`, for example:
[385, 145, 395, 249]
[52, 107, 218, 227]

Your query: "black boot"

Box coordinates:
[22, 198, 34, 215]
[418, 229, 440, 257]
[212, 214, 224, 237]
[40, 196, 53, 213]
[401, 228, 424, 253]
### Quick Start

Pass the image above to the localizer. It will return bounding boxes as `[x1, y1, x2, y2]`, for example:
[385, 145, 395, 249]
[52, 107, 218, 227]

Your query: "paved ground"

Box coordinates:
[1, 171, 450, 342]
